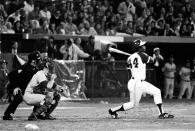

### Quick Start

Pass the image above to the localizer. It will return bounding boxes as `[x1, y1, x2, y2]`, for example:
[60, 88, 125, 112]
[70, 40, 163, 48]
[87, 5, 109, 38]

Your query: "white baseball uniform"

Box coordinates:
[121, 52, 162, 111]
[178, 66, 191, 99]
[162, 62, 176, 99]
[23, 70, 47, 105]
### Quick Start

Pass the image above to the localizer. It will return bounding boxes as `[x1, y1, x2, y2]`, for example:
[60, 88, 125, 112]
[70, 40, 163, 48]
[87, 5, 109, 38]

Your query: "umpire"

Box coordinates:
[2, 51, 41, 120]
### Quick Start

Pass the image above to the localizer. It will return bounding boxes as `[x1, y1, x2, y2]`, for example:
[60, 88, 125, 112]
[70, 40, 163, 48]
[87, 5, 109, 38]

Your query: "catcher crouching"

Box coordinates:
[23, 59, 61, 121]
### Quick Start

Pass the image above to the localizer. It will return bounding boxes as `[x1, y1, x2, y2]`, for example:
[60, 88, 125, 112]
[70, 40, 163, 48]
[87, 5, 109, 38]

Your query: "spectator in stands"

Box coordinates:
[5, 22, 15, 34]
[0, 4, 7, 20]
[178, 59, 192, 99]
[156, 18, 165, 36]
[47, 36, 57, 59]
[125, 21, 134, 35]
[39, 4, 51, 23]
[190, 12, 195, 31]
[59, 38, 90, 60]
[49, 23, 57, 35]
[0, 59, 9, 103]
[7, 9, 21, 25]
[55, 22, 65, 34]
[185, 2, 193, 19]
[117, 0, 135, 22]
[80, 21, 97, 36]
[28, 19, 40, 34]
[23, 0, 34, 16]
[150, 19, 158, 36]
[88, 15, 95, 28]
[165, 5, 175, 28]
[172, 20, 182, 36]
[36, 18, 51, 34]
[64, 16, 78, 35]
[13, 20, 23, 33]
[50, 10, 61, 28]
[5, 0, 20, 15]
[115, 20, 126, 34]
[19, 14, 29, 33]
[95, 23, 105, 35]
[11, 41, 19, 55]
[0, 16, 7, 33]
[28, 4, 40, 21]
[152, 47, 164, 88]
[27, 19, 34, 34]
[179, 24, 191, 36]
[135, 19, 144, 35]
[163, 23, 174, 36]
[137, 8, 148, 29]
[60, 1, 67, 13]
[74, 37, 83, 51]
[66, 0, 74, 13]
[162, 55, 176, 99]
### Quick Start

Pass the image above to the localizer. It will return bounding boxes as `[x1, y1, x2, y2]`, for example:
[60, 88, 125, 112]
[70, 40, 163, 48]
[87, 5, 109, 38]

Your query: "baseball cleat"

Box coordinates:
[28, 114, 38, 121]
[108, 109, 118, 119]
[159, 113, 174, 119]
[44, 115, 56, 120]
[3, 114, 13, 120]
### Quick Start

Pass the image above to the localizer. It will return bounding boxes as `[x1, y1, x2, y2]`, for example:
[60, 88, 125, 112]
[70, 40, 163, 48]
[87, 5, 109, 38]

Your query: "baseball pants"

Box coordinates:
[23, 92, 46, 106]
[191, 80, 195, 99]
[122, 78, 162, 110]
[178, 81, 192, 99]
[164, 78, 174, 99]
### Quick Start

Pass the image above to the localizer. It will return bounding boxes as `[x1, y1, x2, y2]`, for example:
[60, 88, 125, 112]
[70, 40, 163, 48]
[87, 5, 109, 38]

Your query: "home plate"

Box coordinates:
[18, 107, 95, 110]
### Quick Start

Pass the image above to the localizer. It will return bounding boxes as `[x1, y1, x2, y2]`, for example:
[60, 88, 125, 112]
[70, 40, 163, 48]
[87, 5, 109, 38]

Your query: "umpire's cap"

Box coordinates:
[28, 50, 41, 62]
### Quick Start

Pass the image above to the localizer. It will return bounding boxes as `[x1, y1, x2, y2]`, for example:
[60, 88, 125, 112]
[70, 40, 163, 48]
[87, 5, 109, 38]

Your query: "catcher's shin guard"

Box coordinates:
[45, 92, 60, 116]
[28, 104, 48, 121]
[33, 105, 41, 113]
[34, 104, 48, 116]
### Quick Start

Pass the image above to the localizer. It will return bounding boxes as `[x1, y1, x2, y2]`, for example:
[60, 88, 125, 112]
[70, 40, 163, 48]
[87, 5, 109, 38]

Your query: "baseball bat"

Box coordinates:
[108, 47, 131, 56]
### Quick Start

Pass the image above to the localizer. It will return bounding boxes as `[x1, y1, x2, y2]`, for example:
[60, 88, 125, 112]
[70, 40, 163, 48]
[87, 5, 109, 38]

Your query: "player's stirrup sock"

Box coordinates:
[157, 104, 164, 114]
[112, 105, 125, 112]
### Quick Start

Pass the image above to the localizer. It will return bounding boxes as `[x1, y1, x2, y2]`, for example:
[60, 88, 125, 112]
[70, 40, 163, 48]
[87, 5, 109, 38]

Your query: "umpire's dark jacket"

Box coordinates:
[7, 63, 38, 94]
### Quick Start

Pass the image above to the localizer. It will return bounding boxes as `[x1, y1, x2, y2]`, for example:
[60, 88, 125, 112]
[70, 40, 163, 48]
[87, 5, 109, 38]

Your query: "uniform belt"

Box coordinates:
[131, 77, 144, 81]
[165, 76, 174, 79]
[181, 80, 190, 82]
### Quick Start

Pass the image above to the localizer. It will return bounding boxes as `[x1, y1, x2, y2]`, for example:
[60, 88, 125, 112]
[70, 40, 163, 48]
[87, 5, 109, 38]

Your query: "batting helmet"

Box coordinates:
[132, 39, 147, 50]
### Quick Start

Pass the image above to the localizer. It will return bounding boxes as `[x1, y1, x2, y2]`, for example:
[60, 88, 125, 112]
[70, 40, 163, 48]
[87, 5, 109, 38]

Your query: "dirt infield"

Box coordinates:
[0, 98, 195, 131]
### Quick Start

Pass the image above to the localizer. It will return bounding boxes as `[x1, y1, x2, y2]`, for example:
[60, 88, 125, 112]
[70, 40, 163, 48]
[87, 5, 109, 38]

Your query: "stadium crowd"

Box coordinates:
[0, 0, 194, 36]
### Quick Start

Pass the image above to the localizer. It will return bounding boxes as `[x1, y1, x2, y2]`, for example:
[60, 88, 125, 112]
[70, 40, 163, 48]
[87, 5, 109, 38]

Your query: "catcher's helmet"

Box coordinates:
[28, 50, 41, 62]
[38, 58, 53, 70]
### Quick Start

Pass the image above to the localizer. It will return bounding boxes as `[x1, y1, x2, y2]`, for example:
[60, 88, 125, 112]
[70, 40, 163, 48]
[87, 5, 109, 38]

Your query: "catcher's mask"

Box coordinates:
[38, 58, 53, 71]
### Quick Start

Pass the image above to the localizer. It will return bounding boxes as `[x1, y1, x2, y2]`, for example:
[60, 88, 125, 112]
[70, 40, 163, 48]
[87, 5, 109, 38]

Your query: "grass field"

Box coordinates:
[0, 97, 195, 131]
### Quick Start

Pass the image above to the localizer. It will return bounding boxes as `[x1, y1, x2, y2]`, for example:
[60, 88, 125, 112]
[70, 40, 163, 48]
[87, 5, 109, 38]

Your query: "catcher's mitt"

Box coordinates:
[33, 81, 49, 94]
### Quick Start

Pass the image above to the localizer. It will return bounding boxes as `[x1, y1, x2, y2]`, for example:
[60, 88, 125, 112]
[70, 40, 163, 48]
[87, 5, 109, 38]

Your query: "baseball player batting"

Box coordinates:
[108, 39, 174, 119]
